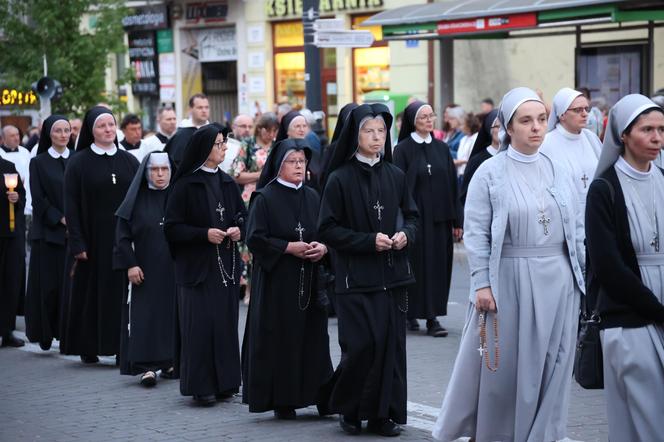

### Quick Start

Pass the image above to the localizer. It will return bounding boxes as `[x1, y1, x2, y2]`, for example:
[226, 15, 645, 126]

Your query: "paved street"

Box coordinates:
[0, 245, 607, 441]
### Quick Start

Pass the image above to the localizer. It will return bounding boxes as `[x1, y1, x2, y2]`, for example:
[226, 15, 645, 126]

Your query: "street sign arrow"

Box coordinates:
[314, 30, 375, 48]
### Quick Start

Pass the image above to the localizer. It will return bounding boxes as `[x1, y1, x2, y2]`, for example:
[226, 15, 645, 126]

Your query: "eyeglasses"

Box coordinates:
[567, 106, 590, 115]
[213, 140, 228, 149]
[284, 159, 307, 166]
[417, 113, 437, 122]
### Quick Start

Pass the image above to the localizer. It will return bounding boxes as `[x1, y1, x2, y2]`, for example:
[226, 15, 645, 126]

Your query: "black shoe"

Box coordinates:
[339, 415, 362, 435]
[39, 340, 52, 351]
[193, 395, 216, 406]
[426, 319, 448, 338]
[160, 367, 176, 379]
[367, 418, 402, 437]
[274, 407, 296, 420]
[1, 334, 25, 348]
[215, 389, 236, 401]
[316, 403, 333, 417]
[406, 318, 420, 331]
[80, 355, 99, 364]
[140, 371, 157, 387]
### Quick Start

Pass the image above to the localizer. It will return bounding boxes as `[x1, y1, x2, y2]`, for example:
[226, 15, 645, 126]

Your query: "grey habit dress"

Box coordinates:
[602, 158, 664, 440]
[433, 88, 585, 442]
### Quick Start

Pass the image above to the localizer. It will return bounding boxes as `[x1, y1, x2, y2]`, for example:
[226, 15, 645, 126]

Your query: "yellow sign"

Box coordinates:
[1, 89, 38, 106]
[274, 21, 305, 47]
[266, 0, 384, 19]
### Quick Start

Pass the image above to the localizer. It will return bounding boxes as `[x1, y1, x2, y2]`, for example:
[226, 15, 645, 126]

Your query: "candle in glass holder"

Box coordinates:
[4, 173, 18, 232]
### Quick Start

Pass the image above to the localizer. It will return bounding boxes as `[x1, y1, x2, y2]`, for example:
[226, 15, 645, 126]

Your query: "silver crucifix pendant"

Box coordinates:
[111, 173, 117, 185]
[215, 203, 225, 222]
[373, 200, 384, 221]
[651, 233, 660, 252]
[538, 211, 551, 236]
[295, 222, 305, 241]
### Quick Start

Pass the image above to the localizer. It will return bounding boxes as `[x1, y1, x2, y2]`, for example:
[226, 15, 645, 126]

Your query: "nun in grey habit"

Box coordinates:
[585, 94, 664, 441]
[432, 87, 585, 442]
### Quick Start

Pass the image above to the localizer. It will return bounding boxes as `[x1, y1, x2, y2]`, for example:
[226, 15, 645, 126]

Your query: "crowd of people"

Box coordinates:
[0, 86, 663, 440]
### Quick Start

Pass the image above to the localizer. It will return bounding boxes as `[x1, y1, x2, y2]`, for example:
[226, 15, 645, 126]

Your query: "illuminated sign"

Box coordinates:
[437, 13, 537, 35]
[1, 89, 38, 106]
[266, 0, 384, 19]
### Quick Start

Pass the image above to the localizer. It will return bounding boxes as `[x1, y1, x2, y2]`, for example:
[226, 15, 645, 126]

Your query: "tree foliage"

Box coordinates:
[0, 0, 129, 116]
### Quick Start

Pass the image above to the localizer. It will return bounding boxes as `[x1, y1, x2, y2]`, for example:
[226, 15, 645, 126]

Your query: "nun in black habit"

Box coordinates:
[0, 157, 25, 347]
[25, 115, 71, 350]
[318, 103, 418, 436]
[460, 109, 500, 206]
[114, 152, 176, 386]
[393, 101, 462, 337]
[164, 124, 246, 406]
[60, 106, 139, 362]
[277, 110, 321, 190]
[242, 138, 333, 419]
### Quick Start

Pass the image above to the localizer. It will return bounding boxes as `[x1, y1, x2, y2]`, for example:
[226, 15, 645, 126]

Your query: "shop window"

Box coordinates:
[352, 14, 389, 101]
[275, 52, 306, 106]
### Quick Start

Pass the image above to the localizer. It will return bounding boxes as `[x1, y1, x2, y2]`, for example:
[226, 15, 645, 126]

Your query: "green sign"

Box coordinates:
[157, 29, 174, 53]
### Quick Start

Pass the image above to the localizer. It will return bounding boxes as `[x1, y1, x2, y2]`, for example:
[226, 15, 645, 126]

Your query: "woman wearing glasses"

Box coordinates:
[242, 138, 332, 420]
[393, 101, 462, 338]
[541, 87, 602, 222]
[164, 124, 247, 406]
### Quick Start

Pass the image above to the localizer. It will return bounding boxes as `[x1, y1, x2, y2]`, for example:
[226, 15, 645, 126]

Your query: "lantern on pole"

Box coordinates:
[4, 173, 18, 232]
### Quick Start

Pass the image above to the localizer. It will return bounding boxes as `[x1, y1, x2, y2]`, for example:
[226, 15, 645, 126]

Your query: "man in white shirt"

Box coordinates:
[142, 106, 178, 153]
[1, 125, 32, 215]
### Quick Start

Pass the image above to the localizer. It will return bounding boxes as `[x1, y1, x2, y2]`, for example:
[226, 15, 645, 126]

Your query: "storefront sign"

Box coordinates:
[157, 29, 174, 53]
[122, 5, 169, 31]
[128, 31, 159, 96]
[197, 27, 237, 62]
[266, 0, 384, 19]
[437, 13, 537, 35]
[1, 89, 38, 106]
[187, 2, 228, 23]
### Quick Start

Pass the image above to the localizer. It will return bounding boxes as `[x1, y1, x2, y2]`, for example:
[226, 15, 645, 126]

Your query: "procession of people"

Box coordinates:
[1, 86, 663, 441]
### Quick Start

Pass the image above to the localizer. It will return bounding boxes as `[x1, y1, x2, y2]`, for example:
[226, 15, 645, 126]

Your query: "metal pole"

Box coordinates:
[302, 0, 322, 112]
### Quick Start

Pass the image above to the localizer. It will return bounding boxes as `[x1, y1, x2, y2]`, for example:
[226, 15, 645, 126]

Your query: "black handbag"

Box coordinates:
[574, 177, 615, 389]
[573, 293, 604, 389]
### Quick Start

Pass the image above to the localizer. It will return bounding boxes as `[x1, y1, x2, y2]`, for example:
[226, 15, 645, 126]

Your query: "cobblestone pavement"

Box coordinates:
[0, 245, 607, 441]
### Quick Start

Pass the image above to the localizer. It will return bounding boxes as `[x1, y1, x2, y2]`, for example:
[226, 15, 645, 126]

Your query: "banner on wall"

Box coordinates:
[197, 27, 238, 62]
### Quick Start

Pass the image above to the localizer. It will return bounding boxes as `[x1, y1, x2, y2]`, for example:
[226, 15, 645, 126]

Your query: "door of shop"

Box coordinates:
[577, 43, 649, 107]
[202, 61, 238, 126]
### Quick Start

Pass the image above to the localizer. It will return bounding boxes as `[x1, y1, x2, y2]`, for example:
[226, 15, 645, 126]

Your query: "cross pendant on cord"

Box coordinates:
[651, 233, 660, 252]
[295, 222, 305, 241]
[111, 173, 117, 185]
[538, 211, 551, 236]
[581, 173, 589, 189]
[373, 200, 384, 221]
[215, 203, 225, 222]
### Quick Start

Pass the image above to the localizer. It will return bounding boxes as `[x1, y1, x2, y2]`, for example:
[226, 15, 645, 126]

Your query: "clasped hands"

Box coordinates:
[208, 226, 241, 244]
[376, 232, 407, 252]
[286, 241, 327, 262]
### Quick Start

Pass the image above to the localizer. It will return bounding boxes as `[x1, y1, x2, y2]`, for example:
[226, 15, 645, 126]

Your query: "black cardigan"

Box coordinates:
[585, 165, 664, 329]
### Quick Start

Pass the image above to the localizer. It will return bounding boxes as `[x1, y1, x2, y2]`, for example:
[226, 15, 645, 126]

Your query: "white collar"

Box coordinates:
[486, 145, 498, 156]
[355, 152, 380, 167]
[410, 131, 432, 144]
[277, 177, 303, 190]
[616, 155, 652, 181]
[507, 145, 539, 163]
[199, 165, 218, 174]
[90, 143, 117, 156]
[555, 123, 582, 140]
[48, 147, 70, 159]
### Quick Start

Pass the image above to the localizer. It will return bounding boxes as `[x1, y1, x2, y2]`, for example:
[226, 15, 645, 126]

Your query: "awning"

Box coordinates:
[363, 0, 664, 39]
[364, 0, 628, 26]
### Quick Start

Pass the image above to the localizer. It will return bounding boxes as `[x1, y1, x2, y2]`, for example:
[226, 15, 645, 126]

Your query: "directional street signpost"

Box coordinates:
[313, 19, 375, 48]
